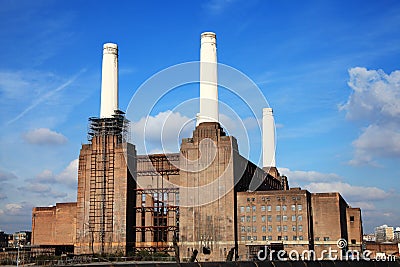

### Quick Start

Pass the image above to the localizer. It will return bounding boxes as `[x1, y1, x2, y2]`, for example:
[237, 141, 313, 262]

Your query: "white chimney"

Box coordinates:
[100, 43, 119, 118]
[262, 108, 276, 168]
[196, 32, 218, 126]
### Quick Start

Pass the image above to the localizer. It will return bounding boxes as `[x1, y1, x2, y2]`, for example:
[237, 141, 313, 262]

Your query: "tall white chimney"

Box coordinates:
[100, 43, 119, 118]
[196, 32, 218, 126]
[262, 108, 276, 168]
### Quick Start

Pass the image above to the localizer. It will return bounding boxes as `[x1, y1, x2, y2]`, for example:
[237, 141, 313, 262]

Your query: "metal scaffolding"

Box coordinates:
[134, 154, 180, 254]
[87, 111, 129, 255]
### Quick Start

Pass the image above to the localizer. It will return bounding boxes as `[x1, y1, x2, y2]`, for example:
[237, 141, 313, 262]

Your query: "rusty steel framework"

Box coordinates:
[134, 154, 180, 254]
[87, 112, 129, 255]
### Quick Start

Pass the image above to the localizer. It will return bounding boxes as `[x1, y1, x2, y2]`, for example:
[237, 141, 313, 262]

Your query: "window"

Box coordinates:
[253, 236, 257, 241]
[276, 215, 281, 222]
[277, 197, 281, 201]
[298, 225, 303, 232]
[282, 196, 286, 201]
[247, 198, 250, 202]
[262, 236, 267, 241]
[292, 215, 296, 221]
[252, 206, 256, 212]
[282, 205, 287, 211]
[351, 239, 356, 244]
[261, 205, 266, 212]
[350, 216, 355, 222]
[283, 215, 288, 222]
[247, 236, 252, 240]
[246, 206, 250, 212]
[241, 226, 246, 232]
[240, 206, 245, 213]
[283, 225, 288, 232]
[241, 236, 245, 241]
[298, 215, 303, 221]
[277, 226, 282, 232]
[293, 236, 297, 241]
[278, 236, 282, 240]
[267, 205, 272, 211]
[240, 216, 245, 222]
[299, 236, 303, 241]
[283, 236, 288, 241]
[253, 226, 257, 233]
[268, 236, 272, 241]
[261, 215, 266, 222]
[246, 216, 250, 222]
[291, 205, 296, 211]
[262, 226, 266, 232]
[252, 198, 255, 202]
[292, 225, 296, 231]
[268, 225, 272, 232]
[315, 237, 320, 241]
[324, 237, 330, 241]
[298, 204, 302, 211]
[247, 226, 251, 232]
[276, 205, 281, 211]
[252, 216, 256, 222]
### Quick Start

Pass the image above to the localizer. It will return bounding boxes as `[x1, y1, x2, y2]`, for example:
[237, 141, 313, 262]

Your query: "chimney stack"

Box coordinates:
[196, 32, 219, 126]
[100, 43, 119, 118]
[262, 108, 276, 168]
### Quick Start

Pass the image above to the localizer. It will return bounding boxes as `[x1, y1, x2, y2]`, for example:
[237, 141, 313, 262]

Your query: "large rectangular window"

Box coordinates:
[261, 205, 266, 212]
[276, 205, 281, 211]
[261, 215, 266, 222]
[267, 205, 272, 211]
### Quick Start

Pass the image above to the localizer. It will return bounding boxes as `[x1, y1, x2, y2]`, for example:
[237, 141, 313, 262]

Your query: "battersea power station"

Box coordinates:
[31, 32, 363, 261]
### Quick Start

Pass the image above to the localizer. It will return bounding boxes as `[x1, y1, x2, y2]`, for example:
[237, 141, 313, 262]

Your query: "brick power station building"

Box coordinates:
[31, 32, 363, 261]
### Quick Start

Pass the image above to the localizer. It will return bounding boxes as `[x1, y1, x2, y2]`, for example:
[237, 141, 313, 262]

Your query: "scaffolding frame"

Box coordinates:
[134, 154, 180, 254]
[87, 111, 129, 255]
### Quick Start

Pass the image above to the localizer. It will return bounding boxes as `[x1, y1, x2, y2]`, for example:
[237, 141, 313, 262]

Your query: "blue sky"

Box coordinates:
[1, 0, 400, 234]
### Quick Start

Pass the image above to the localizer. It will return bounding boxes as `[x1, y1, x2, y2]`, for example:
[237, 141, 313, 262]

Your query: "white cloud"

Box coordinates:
[34, 159, 78, 188]
[0, 170, 18, 182]
[341, 67, 400, 165]
[341, 67, 400, 121]
[349, 124, 400, 166]
[23, 128, 67, 145]
[305, 181, 388, 202]
[279, 167, 341, 183]
[132, 111, 194, 154]
[3, 203, 25, 215]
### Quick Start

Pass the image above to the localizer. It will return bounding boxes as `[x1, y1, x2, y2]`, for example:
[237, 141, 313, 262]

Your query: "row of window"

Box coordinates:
[240, 235, 304, 241]
[240, 215, 303, 223]
[246, 196, 302, 202]
[240, 204, 303, 213]
[240, 225, 303, 233]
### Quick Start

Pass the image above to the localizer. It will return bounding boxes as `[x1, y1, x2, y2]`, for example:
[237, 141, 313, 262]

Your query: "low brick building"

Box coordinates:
[236, 189, 363, 260]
